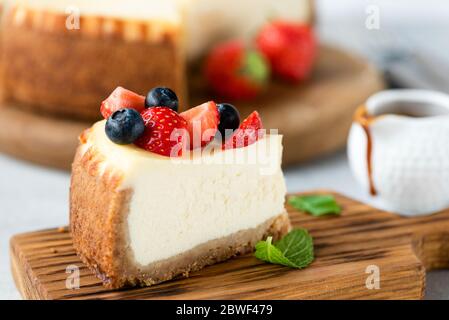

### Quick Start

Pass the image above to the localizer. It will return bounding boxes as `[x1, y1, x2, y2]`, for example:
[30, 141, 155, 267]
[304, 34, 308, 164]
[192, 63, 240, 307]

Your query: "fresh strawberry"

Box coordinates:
[135, 107, 188, 157]
[101, 87, 145, 119]
[204, 40, 270, 100]
[180, 101, 219, 149]
[223, 111, 264, 149]
[256, 21, 316, 83]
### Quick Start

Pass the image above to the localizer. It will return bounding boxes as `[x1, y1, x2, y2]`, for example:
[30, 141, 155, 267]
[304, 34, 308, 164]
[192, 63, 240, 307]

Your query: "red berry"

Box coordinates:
[101, 87, 145, 119]
[180, 101, 219, 149]
[223, 111, 264, 149]
[204, 40, 270, 100]
[256, 21, 316, 83]
[134, 107, 188, 157]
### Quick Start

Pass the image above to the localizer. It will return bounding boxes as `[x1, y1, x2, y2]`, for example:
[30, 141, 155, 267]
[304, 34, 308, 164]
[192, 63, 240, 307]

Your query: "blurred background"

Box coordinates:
[1, 0, 449, 299]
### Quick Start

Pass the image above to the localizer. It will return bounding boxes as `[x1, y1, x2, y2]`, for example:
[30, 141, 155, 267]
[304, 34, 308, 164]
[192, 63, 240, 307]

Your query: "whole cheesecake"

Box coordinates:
[70, 87, 290, 288]
[0, 0, 313, 120]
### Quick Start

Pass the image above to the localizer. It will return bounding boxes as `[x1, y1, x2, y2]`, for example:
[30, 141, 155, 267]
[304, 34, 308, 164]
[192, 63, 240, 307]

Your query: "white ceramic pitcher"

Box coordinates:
[348, 89, 449, 216]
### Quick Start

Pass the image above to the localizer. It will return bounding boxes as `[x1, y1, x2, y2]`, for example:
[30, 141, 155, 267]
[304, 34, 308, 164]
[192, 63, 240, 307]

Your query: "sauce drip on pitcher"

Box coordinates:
[354, 106, 377, 196]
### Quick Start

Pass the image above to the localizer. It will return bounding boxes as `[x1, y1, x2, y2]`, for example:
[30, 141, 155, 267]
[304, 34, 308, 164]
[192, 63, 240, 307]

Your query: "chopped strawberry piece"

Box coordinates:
[204, 40, 270, 101]
[223, 111, 264, 149]
[256, 21, 316, 83]
[101, 87, 145, 119]
[180, 101, 219, 149]
[134, 107, 188, 157]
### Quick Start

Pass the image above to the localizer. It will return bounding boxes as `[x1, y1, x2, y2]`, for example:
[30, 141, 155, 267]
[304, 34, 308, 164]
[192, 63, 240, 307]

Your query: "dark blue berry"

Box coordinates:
[145, 87, 179, 112]
[217, 103, 240, 141]
[105, 108, 145, 145]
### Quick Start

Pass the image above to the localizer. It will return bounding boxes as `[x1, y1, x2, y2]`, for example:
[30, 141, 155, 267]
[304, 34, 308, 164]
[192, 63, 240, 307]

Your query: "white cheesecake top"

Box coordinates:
[85, 120, 284, 185]
[84, 120, 287, 265]
[13, 0, 181, 23]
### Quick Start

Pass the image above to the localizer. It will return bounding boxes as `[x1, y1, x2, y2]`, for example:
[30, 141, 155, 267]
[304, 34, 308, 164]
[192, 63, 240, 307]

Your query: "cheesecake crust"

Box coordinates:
[70, 135, 290, 289]
[1, 5, 185, 120]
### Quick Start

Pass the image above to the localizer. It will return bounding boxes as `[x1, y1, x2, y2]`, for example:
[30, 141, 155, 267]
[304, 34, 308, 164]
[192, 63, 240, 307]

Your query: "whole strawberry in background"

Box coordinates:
[204, 40, 270, 101]
[256, 21, 316, 83]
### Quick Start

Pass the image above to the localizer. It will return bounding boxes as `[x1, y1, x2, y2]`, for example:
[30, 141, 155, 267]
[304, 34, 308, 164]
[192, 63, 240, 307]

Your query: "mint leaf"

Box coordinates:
[255, 237, 297, 268]
[255, 229, 314, 269]
[275, 229, 314, 268]
[288, 194, 341, 216]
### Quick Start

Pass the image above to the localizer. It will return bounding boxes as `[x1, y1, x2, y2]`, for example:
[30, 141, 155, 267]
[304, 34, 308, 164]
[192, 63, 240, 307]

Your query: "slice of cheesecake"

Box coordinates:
[1, 0, 313, 120]
[70, 88, 290, 288]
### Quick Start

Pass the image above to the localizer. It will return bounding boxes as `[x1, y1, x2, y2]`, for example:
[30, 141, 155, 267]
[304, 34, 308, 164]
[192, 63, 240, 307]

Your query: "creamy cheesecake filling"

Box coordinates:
[87, 121, 287, 266]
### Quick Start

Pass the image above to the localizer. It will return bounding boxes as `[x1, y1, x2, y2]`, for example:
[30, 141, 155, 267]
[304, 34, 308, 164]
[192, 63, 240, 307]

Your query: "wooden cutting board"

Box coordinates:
[10, 192, 449, 300]
[0, 45, 384, 170]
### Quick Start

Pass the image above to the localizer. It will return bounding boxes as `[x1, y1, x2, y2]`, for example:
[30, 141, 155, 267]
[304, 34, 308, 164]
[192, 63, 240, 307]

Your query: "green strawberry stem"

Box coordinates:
[242, 50, 270, 84]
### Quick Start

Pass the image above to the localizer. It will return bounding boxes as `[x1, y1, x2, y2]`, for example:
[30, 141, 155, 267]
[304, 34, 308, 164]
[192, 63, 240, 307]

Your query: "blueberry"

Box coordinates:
[105, 108, 145, 145]
[217, 103, 240, 141]
[145, 87, 179, 112]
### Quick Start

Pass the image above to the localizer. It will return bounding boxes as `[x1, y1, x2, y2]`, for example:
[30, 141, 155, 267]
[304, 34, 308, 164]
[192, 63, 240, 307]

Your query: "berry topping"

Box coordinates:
[223, 111, 264, 149]
[205, 40, 270, 100]
[135, 107, 188, 157]
[180, 101, 219, 149]
[256, 21, 316, 83]
[217, 103, 240, 142]
[145, 87, 179, 112]
[105, 108, 145, 145]
[101, 87, 145, 119]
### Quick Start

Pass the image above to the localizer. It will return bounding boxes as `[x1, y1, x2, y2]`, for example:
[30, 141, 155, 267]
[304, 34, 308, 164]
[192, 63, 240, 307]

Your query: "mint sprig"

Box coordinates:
[288, 194, 341, 216]
[255, 229, 314, 269]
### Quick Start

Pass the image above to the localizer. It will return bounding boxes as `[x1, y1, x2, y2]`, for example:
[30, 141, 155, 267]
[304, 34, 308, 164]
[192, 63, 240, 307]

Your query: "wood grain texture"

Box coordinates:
[0, 105, 89, 170]
[0, 45, 384, 170]
[10, 192, 449, 300]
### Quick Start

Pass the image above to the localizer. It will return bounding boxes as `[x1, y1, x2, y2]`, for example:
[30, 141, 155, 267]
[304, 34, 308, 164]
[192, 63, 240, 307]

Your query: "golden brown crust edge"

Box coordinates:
[70, 135, 128, 287]
[70, 135, 290, 289]
[1, 5, 185, 121]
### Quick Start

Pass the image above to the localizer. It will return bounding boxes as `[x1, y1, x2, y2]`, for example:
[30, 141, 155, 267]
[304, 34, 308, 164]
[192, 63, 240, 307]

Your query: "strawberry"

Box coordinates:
[256, 21, 316, 83]
[134, 107, 188, 157]
[204, 40, 270, 100]
[223, 111, 264, 149]
[101, 87, 145, 119]
[180, 101, 219, 149]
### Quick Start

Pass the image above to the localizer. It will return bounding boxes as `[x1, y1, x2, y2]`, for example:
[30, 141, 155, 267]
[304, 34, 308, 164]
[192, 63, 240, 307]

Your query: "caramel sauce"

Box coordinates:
[353, 102, 443, 196]
[354, 106, 378, 196]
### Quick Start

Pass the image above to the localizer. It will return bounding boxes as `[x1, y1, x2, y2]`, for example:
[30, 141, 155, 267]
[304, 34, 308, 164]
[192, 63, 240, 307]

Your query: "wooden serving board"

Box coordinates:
[10, 192, 449, 300]
[0, 106, 90, 170]
[0, 45, 384, 170]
